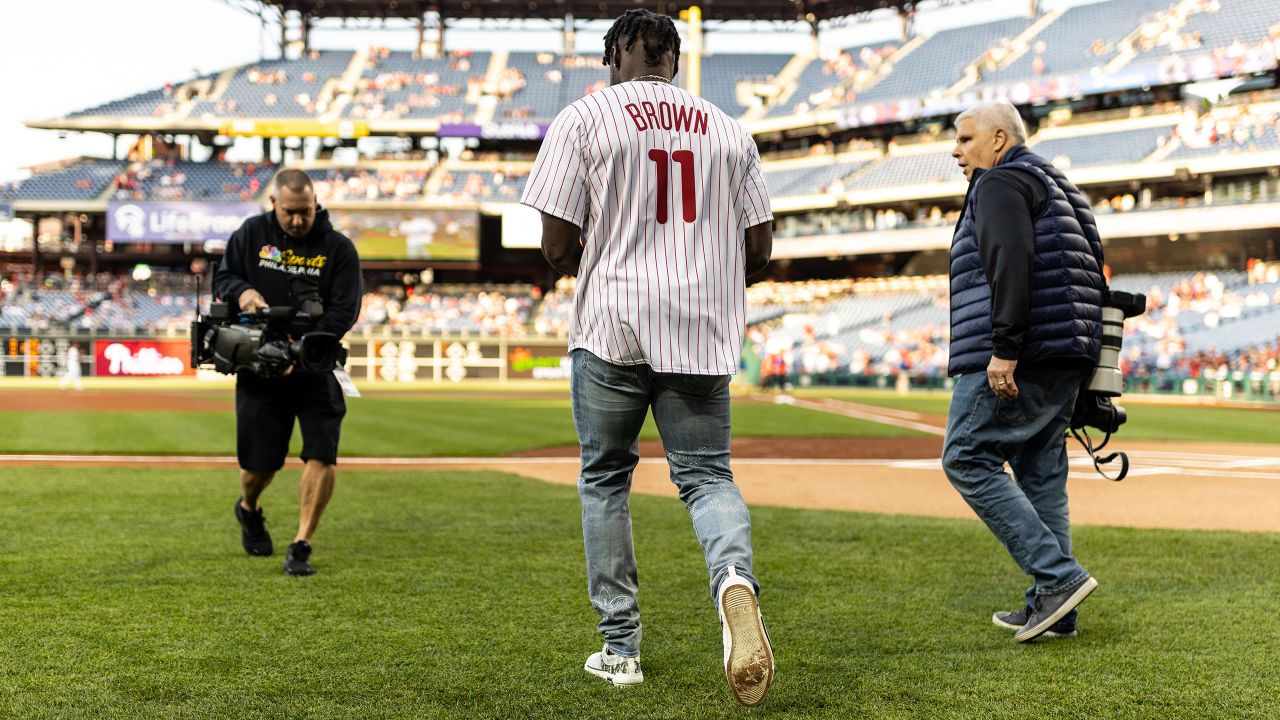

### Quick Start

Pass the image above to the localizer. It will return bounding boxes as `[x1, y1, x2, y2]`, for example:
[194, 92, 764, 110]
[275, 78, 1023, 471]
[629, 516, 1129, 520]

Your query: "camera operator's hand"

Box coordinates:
[238, 288, 268, 311]
[988, 356, 1019, 400]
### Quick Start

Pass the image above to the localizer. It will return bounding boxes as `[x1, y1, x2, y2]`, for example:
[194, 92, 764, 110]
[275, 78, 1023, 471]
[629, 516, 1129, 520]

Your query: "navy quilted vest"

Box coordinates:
[948, 145, 1106, 376]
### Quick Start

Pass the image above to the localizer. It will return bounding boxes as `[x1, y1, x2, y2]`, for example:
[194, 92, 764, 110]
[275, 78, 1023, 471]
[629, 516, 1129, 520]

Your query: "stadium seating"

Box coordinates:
[856, 16, 1035, 103]
[1029, 124, 1175, 168]
[307, 167, 434, 202]
[74, 293, 196, 334]
[495, 52, 607, 121]
[766, 42, 900, 118]
[192, 51, 353, 119]
[43, 0, 1280, 137]
[531, 278, 573, 336]
[763, 158, 874, 197]
[738, 269, 1280, 380]
[979, 0, 1173, 86]
[355, 286, 535, 335]
[433, 167, 530, 201]
[843, 146, 958, 191]
[698, 54, 791, 117]
[14, 161, 124, 201]
[1131, 0, 1278, 61]
[69, 87, 177, 119]
[113, 161, 275, 202]
[0, 290, 91, 330]
[1167, 104, 1280, 160]
[346, 49, 487, 121]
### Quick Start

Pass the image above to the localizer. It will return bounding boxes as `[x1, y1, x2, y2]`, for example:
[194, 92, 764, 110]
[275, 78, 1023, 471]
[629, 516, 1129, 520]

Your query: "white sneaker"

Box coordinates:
[717, 567, 774, 706]
[584, 644, 644, 686]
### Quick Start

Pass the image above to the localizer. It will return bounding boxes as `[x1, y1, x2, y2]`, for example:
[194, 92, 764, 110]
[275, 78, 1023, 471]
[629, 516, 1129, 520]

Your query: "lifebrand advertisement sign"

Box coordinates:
[107, 201, 260, 243]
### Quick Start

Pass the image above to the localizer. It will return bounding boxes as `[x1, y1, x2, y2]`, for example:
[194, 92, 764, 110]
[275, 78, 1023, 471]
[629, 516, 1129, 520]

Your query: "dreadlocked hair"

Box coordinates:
[601, 9, 681, 68]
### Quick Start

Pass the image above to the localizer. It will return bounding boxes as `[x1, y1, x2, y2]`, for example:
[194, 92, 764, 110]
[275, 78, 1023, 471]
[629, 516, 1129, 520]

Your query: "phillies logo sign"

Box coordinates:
[94, 340, 194, 376]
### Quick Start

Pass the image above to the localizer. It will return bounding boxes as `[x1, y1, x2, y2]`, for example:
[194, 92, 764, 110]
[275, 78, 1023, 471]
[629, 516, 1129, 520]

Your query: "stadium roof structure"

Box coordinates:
[258, 0, 916, 23]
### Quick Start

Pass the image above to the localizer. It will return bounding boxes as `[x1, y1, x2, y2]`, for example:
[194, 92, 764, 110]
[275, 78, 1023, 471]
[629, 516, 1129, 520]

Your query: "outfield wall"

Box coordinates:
[1, 332, 572, 384]
[5, 332, 1277, 402]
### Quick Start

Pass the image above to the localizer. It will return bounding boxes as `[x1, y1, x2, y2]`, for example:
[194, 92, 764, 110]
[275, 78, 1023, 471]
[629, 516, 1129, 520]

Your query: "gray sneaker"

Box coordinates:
[584, 644, 643, 686]
[992, 607, 1076, 638]
[1016, 576, 1099, 643]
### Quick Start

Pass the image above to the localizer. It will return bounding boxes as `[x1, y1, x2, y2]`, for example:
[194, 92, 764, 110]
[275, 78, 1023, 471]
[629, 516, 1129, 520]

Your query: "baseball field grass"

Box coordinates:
[795, 387, 1280, 444]
[1, 465, 1277, 719]
[3, 381, 1278, 455]
[2, 382, 1277, 718]
[1, 388, 923, 457]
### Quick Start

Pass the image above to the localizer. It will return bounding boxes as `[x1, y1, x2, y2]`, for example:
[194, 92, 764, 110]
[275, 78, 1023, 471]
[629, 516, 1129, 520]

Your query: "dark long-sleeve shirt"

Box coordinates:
[971, 167, 1048, 360]
[214, 208, 362, 338]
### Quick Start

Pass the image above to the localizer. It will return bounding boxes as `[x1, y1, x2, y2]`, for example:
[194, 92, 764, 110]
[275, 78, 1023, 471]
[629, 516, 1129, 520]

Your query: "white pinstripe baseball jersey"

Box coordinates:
[521, 79, 773, 375]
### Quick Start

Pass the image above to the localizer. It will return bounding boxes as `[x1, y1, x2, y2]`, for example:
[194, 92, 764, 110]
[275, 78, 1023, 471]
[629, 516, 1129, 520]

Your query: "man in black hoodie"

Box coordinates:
[215, 168, 362, 576]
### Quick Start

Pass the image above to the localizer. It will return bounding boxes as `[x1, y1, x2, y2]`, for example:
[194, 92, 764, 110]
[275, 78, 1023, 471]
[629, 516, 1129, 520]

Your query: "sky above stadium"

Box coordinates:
[0, 0, 1101, 183]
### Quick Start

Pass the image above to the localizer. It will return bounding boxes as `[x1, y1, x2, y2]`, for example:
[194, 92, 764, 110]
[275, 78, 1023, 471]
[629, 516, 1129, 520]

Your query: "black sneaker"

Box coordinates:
[283, 540, 315, 576]
[235, 498, 273, 556]
[993, 607, 1076, 638]
[1016, 576, 1099, 643]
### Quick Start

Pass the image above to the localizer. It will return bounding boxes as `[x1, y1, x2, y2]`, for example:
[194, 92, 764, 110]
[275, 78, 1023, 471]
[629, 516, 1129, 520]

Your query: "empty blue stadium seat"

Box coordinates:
[14, 161, 124, 201]
[1030, 125, 1173, 168]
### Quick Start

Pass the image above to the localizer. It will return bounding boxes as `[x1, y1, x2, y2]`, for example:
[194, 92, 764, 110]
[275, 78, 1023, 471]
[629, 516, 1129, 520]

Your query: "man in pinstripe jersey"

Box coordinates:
[521, 9, 775, 706]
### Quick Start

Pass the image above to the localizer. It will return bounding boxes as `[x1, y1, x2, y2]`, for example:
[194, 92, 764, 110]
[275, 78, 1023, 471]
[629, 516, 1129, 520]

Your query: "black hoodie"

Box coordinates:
[215, 207, 362, 337]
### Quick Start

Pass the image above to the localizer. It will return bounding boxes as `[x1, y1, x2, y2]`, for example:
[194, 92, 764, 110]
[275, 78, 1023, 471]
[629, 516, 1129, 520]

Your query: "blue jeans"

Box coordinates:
[570, 349, 757, 658]
[942, 367, 1092, 621]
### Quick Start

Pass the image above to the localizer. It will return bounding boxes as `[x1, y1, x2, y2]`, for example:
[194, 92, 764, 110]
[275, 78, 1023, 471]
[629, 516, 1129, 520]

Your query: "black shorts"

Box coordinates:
[235, 370, 346, 472]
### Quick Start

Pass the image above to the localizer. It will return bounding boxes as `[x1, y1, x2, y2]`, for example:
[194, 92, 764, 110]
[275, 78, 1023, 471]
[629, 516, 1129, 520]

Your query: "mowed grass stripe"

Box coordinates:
[0, 467, 1276, 719]
[1, 396, 924, 456]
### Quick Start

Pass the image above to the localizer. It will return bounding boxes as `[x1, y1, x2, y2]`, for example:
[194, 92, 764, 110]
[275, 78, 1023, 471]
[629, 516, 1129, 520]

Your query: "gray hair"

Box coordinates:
[955, 102, 1028, 145]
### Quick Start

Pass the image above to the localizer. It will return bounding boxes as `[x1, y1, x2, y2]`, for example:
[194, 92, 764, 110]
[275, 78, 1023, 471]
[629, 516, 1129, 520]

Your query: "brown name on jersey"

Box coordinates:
[624, 101, 709, 135]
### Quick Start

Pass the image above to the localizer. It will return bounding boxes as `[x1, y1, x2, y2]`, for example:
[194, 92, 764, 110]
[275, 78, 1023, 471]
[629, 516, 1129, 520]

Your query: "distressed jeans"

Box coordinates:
[570, 349, 756, 657]
[943, 367, 1093, 620]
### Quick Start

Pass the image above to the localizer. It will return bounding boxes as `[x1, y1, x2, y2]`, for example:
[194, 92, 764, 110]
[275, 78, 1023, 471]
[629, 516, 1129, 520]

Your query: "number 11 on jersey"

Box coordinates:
[648, 149, 696, 224]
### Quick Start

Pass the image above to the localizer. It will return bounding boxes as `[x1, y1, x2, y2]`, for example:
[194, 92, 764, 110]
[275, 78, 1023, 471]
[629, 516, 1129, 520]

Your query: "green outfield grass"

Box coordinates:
[4, 381, 1276, 454]
[796, 388, 1280, 445]
[0, 390, 923, 457]
[0, 466, 1275, 719]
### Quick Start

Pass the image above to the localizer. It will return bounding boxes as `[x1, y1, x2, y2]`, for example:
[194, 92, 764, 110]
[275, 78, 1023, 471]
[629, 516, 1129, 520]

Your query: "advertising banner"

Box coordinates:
[507, 343, 571, 380]
[94, 339, 194, 376]
[107, 201, 260, 244]
[437, 122, 550, 140]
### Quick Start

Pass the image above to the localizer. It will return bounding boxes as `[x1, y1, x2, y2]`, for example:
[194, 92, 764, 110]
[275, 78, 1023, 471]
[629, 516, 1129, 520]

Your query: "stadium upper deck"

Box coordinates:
[28, 0, 1280, 135]
[6, 0, 1278, 271]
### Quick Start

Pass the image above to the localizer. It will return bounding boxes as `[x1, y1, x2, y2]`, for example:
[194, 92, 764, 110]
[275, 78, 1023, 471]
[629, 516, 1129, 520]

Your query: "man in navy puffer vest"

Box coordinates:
[942, 102, 1105, 643]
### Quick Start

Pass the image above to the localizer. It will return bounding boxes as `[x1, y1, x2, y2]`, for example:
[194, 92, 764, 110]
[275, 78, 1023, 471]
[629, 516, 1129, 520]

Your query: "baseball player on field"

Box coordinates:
[520, 8, 775, 706]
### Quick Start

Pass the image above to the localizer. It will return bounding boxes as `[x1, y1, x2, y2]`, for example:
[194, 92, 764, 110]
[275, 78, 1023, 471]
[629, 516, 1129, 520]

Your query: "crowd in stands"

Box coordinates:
[4, 266, 1279, 401]
[433, 167, 530, 200]
[0, 271, 196, 334]
[346, 47, 479, 122]
[737, 269, 1280, 393]
[309, 167, 432, 202]
[1170, 103, 1280, 153]
[531, 276, 573, 337]
[782, 43, 898, 116]
[113, 159, 270, 202]
[1133, 0, 1280, 83]
[354, 285, 536, 335]
[494, 53, 610, 121]
[1119, 265, 1280, 381]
